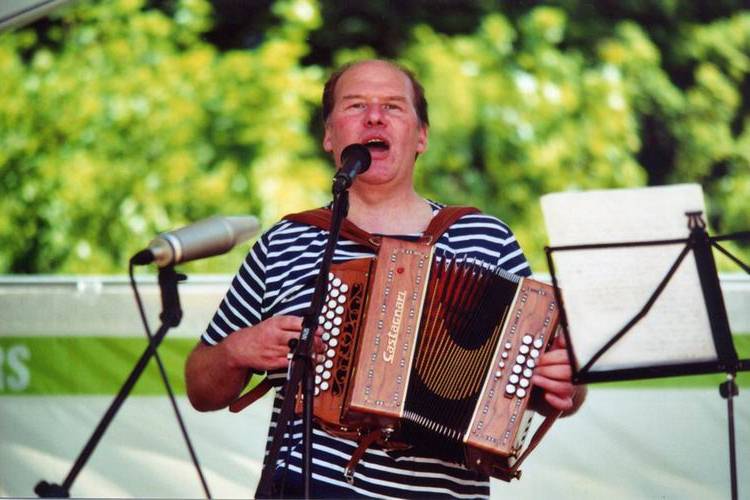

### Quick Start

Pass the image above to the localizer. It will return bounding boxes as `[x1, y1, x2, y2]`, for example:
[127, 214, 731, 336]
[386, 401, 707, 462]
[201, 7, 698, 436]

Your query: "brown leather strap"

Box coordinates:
[229, 377, 274, 413]
[344, 428, 394, 484]
[284, 208, 380, 249]
[283, 205, 479, 248]
[420, 206, 479, 244]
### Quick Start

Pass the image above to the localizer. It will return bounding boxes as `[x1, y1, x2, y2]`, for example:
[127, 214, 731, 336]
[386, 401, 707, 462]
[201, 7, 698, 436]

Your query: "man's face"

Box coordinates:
[323, 61, 428, 187]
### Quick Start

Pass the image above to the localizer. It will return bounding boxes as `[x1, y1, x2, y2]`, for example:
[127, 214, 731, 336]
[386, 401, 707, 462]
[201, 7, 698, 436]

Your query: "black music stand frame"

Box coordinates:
[544, 212, 749, 500]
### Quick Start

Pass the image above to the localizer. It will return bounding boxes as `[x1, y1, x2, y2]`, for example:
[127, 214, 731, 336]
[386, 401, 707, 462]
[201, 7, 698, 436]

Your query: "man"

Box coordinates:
[186, 59, 585, 498]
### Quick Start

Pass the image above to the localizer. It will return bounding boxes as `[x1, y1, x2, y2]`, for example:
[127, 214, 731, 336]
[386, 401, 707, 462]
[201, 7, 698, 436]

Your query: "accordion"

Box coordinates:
[301, 236, 561, 481]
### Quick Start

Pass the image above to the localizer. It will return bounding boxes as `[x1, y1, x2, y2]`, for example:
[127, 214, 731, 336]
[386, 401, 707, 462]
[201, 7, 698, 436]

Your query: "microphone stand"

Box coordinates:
[256, 183, 352, 499]
[35, 266, 188, 498]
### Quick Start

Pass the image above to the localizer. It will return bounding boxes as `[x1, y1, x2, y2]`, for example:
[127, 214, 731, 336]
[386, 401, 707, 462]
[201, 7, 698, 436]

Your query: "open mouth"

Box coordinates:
[363, 138, 390, 153]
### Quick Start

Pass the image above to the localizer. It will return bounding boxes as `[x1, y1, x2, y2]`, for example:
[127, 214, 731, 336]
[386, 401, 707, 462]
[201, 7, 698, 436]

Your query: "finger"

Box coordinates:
[313, 336, 325, 354]
[533, 363, 572, 382]
[536, 347, 570, 367]
[274, 315, 305, 331]
[543, 391, 574, 412]
[264, 355, 292, 371]
[532, 373, 574, 396]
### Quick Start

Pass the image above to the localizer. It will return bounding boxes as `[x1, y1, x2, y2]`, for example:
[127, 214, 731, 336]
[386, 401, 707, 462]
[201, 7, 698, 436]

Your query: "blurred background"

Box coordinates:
[1, 0, 749, 274]
[0, 0, 748, 498]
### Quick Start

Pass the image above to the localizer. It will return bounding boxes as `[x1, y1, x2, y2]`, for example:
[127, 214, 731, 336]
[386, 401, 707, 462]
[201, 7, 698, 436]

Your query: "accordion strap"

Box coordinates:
[283, 205, 480, 249]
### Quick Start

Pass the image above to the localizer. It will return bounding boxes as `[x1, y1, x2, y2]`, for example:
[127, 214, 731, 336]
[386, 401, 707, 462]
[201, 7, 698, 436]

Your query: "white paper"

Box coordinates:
[541, 184, 718, 371]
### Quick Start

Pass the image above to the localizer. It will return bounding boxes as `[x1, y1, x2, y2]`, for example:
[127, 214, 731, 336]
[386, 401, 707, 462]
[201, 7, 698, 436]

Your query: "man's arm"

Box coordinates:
[185, 315, 320, 411]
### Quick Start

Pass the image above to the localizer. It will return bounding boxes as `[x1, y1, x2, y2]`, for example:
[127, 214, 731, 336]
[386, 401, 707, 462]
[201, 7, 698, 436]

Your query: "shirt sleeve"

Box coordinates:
[201, 231, 269, 345]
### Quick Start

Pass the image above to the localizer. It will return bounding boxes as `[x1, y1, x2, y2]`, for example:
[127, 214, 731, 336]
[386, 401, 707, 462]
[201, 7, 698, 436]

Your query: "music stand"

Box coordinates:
[541, 185, 749, 500]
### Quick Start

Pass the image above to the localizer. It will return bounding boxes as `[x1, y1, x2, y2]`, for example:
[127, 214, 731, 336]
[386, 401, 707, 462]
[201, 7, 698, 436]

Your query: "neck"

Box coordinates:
[346, 184, 432, 235]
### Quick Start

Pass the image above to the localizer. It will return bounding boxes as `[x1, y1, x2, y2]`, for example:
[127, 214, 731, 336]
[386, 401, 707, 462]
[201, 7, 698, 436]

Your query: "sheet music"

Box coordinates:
[541, 184, 718, 371]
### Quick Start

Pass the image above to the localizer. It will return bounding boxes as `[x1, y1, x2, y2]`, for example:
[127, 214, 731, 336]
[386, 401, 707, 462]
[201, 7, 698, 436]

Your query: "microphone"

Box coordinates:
[131, 215, 260, 267]
[333, 144, 371, 192]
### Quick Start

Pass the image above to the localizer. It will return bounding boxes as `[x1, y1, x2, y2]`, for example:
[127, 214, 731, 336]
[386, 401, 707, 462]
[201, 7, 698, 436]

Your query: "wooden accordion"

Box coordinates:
[299, 236, 561, 481]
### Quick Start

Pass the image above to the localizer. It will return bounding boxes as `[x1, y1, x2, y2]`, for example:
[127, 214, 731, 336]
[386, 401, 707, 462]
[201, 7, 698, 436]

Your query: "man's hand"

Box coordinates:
[530, 333, 586, 417]
[185, 315, 323, 411]
[223, 315, 324, 372]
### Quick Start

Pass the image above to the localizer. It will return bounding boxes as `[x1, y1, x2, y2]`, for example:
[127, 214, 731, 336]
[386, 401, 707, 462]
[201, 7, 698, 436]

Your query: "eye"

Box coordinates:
[384, 103, 402, 111]
[348, 102, 366, 110]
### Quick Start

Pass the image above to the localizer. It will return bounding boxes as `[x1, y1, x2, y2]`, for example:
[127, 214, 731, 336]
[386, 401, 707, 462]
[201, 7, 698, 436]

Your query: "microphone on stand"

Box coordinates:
[130, 215, 260, 267]
[333, 144, 371, 192]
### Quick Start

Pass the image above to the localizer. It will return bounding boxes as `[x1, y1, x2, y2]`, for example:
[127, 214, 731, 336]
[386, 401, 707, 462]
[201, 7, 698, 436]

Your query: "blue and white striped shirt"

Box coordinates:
[203, 202, 531, 498]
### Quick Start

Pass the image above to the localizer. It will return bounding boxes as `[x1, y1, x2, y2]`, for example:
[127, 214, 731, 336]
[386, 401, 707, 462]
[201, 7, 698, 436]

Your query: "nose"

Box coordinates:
[365, 104, 385, 127]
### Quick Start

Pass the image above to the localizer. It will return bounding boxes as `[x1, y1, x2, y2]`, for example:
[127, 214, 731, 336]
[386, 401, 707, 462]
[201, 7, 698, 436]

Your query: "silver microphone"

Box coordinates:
[131, 215, 260, 267]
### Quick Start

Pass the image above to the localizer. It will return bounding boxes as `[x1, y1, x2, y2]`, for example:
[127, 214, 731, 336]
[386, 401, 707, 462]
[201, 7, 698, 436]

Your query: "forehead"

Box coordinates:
[334, 62, 415, 103]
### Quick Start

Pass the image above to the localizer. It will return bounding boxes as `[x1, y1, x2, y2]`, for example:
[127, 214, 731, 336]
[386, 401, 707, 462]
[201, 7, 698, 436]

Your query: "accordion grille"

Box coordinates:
[403, 259, 519, 453]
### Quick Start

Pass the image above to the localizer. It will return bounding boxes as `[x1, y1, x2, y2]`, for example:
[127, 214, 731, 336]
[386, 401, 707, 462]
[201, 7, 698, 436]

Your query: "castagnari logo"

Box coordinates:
[382, 290, 407, 364]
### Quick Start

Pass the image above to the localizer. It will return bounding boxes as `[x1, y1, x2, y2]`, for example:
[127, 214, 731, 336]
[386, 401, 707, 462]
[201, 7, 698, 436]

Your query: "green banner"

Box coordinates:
[0, 335, 747, 395]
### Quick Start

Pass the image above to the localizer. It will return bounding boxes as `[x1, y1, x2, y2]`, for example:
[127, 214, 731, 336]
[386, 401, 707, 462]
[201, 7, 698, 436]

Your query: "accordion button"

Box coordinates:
[329, 338, 338, 347]
[533, 338, 544, 349]
[333, 278, 342, 287]
[523, 368, 533, 378]
[512, 365, 522, 374]
[318, 315, 325, 324]
[340, 283, 349, 293]
[324, 321, 332, 330]
[498, 361, 505, 368]
[501, 352, 509, 359]
[531, 349, 540, 359]
[509, 374, 520, 384]
[517, 388, 527, 398]
[331, 327, 340, 336]
[322, 333, 330, 342]
[328, 299, 337, 309]
[494, 370, 502, 379]
[523, 334, 533, 345]
[328, 272, 334, 280]
[327, 348, 335, 358]
[335, 305, 344, 315]
[315, 387, 320, 396]
[315, 375, 322, 385]
[505, 384, 516, 395]
[315, 364, 324, 374]
[333, 317, 342, 326]
[324, 359, 333, 369]
[516, 355, 526, 364]
[526, 359, 536, 369]
[322, 370, 332, 380]
[321, 381, 330, 391]
[338, 294, 346, 304]
[326, 311, 335, 320]
[331, 288, 340, 298]
[519, 345, 530, 354]
[504, 342, 512, 350]
[519, 378, 530, 388]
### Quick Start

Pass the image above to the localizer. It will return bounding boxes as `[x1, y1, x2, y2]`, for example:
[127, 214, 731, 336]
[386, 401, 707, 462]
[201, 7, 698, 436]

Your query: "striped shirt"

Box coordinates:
[203, 202, 531, 498]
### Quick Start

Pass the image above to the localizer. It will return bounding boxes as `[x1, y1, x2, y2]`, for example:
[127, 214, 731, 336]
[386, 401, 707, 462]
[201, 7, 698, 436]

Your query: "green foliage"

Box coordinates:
[0, 0, 329, 273]
[403, 10, 646, 269]
[0, 0, 748, 274]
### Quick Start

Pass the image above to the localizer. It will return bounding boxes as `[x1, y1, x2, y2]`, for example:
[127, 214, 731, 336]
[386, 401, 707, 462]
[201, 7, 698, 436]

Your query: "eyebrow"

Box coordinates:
[341, 94, 409, 103]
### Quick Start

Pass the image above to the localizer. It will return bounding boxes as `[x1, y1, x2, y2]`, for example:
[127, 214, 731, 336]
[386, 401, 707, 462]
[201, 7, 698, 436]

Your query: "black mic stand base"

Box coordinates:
[34, 481, 69, 498]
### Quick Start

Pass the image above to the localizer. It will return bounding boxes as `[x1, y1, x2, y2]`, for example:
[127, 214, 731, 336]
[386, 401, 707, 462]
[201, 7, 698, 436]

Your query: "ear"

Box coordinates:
[416, 125, 428, 154]
[323, 124, 333, 153]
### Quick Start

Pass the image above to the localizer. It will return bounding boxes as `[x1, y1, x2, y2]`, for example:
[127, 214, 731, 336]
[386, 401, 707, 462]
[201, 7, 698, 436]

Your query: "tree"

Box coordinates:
[0, 0, 330, 273]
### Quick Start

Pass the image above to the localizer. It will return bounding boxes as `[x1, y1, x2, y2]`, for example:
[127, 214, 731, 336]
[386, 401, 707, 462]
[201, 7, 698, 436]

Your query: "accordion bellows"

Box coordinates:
[301, 237, 560, 480]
